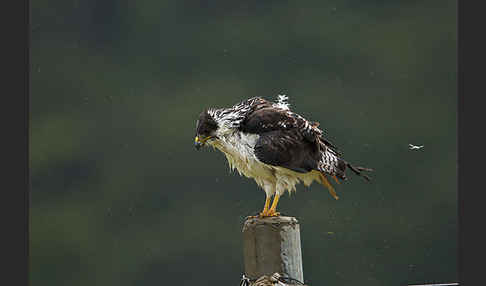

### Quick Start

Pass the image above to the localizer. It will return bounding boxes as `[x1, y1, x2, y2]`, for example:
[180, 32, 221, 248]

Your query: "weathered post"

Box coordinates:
[242, 216, 304, 285]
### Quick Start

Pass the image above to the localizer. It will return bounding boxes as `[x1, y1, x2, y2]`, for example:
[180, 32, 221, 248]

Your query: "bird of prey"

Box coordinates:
[194, 95, 372, 217]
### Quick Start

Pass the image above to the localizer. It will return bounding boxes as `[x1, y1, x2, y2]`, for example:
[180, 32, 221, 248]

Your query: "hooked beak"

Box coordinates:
[195, 135, 212, 150]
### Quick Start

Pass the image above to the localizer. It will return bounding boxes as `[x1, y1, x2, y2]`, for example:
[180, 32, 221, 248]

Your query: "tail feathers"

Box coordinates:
[334, 158, 373, 182]
[346, 162, 373, 182]
[317, 159, 373, 200]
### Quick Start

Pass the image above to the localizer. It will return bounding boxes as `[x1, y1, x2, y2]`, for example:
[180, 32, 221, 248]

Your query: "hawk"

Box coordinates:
[194, 95, 372, 217]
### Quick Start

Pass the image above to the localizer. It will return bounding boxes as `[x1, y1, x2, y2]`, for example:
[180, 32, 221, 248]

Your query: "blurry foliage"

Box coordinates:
[30, 0, 456, 285]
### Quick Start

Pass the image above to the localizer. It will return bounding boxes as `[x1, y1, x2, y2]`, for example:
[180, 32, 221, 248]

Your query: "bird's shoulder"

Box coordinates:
[235, 97, 342, 156]
[238, 102, 322, 143]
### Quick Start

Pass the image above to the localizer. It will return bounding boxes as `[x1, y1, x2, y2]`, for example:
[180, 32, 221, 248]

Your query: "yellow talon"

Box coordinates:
[258, 196, 272, 217]
[266, 194, 281, 217]
[265, 210, 281, 217]
[254, 195, 282, 217]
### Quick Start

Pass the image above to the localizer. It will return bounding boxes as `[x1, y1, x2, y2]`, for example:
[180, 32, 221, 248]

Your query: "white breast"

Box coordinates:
[210, 132, 276, 185]
[208, 131, 322, 196]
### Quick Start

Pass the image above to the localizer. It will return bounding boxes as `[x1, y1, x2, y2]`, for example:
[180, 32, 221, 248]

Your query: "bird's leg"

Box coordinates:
[246, 194, 271, 219]
[258, 196, 271, 217]
[266, 194, 281, 217]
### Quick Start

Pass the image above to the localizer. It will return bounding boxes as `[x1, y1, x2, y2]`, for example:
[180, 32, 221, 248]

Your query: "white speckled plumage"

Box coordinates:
[205, 96, 330, 198]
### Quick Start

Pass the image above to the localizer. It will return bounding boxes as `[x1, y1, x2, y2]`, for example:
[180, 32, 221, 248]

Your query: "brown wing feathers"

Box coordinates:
[239, 97, 372, 183]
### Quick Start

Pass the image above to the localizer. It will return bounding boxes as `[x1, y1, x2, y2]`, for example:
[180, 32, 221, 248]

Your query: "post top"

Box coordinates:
[242, 216, 299, 232]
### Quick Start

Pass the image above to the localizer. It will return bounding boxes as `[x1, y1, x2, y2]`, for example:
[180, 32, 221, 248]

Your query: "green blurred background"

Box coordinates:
[30, 0, 457, 285]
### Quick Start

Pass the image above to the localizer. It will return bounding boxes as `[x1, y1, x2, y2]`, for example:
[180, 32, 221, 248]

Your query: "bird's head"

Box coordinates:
[194, 110, 219, 150]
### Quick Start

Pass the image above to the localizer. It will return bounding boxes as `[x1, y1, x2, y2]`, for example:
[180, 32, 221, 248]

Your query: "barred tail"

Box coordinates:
[317, 163, 372, 200]
[337, 158, 373, 182]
